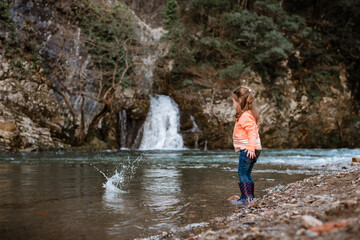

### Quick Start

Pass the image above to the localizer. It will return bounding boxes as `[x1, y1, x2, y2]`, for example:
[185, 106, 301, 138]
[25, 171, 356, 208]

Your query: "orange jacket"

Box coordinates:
[233, 111, 262, 153]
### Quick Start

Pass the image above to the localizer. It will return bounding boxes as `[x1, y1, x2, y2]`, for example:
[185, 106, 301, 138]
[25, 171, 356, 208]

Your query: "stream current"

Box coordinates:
[0, 148, 359, 239]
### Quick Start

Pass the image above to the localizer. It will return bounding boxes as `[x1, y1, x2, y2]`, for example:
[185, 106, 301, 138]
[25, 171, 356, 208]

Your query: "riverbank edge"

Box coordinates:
[187, 167, 360, 240]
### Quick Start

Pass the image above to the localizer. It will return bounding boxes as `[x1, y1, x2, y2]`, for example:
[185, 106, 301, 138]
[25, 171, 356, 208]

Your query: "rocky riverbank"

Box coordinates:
[187, 167, 360, 240]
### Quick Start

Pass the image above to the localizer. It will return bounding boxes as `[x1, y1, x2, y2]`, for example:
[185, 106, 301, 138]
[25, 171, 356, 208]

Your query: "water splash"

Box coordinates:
[93, 155, 142, 198]
[102, 170, 127, 194]
[139, 95, 184, 150]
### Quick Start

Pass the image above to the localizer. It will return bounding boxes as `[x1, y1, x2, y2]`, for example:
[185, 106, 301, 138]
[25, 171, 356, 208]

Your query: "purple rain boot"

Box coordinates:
[251, 182, 255, 198]
[231, 182, 253, 205]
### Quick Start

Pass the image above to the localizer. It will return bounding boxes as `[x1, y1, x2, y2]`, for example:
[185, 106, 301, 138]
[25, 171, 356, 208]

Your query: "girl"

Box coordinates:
[232, 86, 261, 204]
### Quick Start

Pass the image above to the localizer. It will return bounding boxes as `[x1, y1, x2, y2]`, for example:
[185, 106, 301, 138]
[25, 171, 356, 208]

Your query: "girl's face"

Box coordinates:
[232, 96, 241, 112]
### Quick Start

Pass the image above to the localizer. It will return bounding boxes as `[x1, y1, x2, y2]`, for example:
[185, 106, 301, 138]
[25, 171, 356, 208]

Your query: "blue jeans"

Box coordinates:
[238, 149, 261, 183]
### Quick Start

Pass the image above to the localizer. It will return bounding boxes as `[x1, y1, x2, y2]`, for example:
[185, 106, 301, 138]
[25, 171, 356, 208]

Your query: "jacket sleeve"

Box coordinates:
[239, 113, 257, 153]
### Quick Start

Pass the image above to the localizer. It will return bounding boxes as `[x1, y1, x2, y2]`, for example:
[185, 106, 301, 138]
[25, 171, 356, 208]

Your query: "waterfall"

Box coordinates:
[139, 95, 184, 150]
[190, 115, 200, 149]
[116, 9, 169, 150]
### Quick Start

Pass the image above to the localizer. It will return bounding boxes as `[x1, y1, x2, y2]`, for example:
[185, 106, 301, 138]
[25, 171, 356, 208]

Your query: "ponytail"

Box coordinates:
[233, 86, 260, 124]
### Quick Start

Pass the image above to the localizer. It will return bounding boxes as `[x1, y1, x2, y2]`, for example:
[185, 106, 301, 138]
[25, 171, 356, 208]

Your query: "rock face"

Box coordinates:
[165, 64, 360, 149]
[0, 0, 359, 151]
[0, 0, 149, 151]
[0, 57, 69, 151]
[121, 0, 166, 28]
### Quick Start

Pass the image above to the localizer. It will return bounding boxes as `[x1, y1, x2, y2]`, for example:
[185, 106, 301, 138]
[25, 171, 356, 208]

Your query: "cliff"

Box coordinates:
[0, 0, 359, 151]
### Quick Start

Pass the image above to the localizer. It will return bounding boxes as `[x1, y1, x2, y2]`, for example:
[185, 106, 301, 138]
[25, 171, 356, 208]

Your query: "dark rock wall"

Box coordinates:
[1, 0, 359, 151]
[0, 0, 149, 151]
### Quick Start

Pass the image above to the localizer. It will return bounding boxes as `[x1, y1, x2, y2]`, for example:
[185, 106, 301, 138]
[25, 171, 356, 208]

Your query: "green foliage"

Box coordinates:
[219, 60, 251, 79]
[323, 0, 360, 104]
[256, 31, 293, 61]
[162, 0, 360, 110]
[162, 0, 177, 29]
[304, 70, 340, 104]
[166, 22, 195, 70]
[254, 0, 311, 38]
[199, 37, 221, 48]
[221, 9, 293, 81]
[169, 45, 195, 68]
[0, 1, 44, 73]
[182, 79, 194, 86]
[74, 0, 136, 88]
[0, 1, 15, 30]
[0, 0, 15, 43]
[188, 0, 241, 23]
[254, 0, 282, 17]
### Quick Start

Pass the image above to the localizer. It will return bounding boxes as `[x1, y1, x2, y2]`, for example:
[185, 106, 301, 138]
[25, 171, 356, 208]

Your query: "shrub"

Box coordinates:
[74, 0, 136, 88]
[219, 60, 251, 79]
[162, 0, 178, 29]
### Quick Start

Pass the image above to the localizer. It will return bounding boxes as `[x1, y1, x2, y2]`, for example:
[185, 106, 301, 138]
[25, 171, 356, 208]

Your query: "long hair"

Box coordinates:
[233, 86, 260, 124]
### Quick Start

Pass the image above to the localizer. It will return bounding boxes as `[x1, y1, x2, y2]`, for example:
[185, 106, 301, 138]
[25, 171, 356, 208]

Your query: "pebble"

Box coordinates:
[296, 228, 306, 235]
[190, 169, 360, 240]
[250, 227, 260, 233]
[301, 215, 323, 228]
[306, 230, 319, 237]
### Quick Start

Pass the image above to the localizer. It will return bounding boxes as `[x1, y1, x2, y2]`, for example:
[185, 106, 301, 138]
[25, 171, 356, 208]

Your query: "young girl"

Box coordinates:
[232, 86, 261, 204]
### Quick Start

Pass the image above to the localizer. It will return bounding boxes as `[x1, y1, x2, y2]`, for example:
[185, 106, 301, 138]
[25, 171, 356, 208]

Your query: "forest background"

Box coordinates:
[0, 0, 359, 151]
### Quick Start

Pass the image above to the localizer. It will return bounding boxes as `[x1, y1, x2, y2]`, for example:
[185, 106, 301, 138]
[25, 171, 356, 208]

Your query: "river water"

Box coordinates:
[0, 149, 359, 239]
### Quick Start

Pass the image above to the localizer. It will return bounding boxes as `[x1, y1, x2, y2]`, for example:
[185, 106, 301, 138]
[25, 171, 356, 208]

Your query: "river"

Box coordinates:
[0, 149, 359, 239]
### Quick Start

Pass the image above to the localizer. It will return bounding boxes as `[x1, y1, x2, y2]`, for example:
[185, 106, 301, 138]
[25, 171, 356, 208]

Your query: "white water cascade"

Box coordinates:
[190, 115, 200, 149]
[116, 7, 172, 150]
[139, 95, 184, 150]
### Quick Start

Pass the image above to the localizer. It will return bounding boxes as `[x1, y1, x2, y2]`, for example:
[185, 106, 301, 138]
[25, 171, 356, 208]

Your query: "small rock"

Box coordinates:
[250, 227, 260, 233]
[296, 228, 306, 235]
[352, 157, 360, 162]
[292, 211, 300, 216]
[301, 215, 323, 228]
[306, 230, 319, 237]
[246, 214, 257, 219]
[202, 230, 216, 238]
[343, 200, 357, 208]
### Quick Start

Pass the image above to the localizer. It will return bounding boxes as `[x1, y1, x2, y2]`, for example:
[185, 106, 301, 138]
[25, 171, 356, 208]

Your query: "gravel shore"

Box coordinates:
[189, 168, 360, 240]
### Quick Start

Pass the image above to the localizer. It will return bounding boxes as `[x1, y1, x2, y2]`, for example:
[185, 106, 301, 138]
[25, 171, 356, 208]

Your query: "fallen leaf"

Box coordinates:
[310, 220, 347, 234]
[228, 195, 240, 201]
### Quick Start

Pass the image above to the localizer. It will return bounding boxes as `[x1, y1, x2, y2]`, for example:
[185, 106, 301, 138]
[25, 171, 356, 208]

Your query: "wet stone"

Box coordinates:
[192, 169, 360, 240]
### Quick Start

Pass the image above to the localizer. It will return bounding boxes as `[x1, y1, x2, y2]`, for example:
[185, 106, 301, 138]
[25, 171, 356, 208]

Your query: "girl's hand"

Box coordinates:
[246, 150, 255, 159]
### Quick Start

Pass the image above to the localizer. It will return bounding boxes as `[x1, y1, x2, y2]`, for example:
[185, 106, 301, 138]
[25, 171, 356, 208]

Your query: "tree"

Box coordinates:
[162, 0, 178, 29]
[43, 0, 137, 146]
